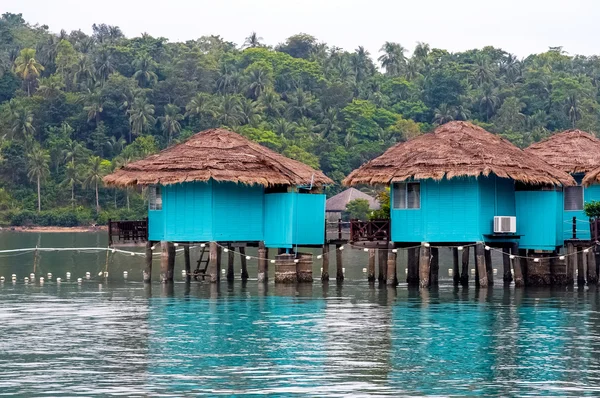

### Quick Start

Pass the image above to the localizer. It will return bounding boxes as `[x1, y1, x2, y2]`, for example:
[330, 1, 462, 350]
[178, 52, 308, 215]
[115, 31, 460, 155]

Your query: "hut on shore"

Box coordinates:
[344, 121, 574, 287]
[104, 128, 332, 283]
[525, 130, 600, 242]
[325, 187, 380, 222]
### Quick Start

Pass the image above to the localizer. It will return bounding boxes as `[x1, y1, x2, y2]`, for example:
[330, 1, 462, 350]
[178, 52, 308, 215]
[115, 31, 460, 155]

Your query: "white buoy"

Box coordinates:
[270, 260, 275, 264]
[457, 246, 464, 251]
[404, 268, 408, 274]
[559, 256, 566, 260]
[584, 249, 590, 253]
[29, 273, 35, 279]
[509, 255, 515, 260]
[294, 259, 299, 263]
[47, 273, 52, 280]
[363, 248, 369, 252]
[24, 277, 29, 283]
[317, 255, 322, 259]
[200, 243, 206, 248]
[246, 255, 251, 260]
[85, 272, 91, 280]
[485, 246, 491, 251]
[449, 269, 453, 276]
[66, 272, 71, 279]
[392, 249, 398, 253]
[98, 271, 103, 276]
[362, 268, 367, 273]
[56, 277, 61, 283]
[181, 269, 186, 275]
[339, 246, 345, 250]
[493, 268, 498, 275]
[77, 278, 82, 283]
[471, 269, 476, 275]
[0, 276, 4, 282]
[104, 272, 109, 278]
[130, 252, 135, 256]
[221, 268, 226, 274]
[342, 267, 346, 273]
[223, 248, 229, 253]
[534, 258, 540, 263]
[174, 243, 179, 247]
[320, 267, 323, 272]
[151, 245, 156, 251]
[39, 277, 44, 283]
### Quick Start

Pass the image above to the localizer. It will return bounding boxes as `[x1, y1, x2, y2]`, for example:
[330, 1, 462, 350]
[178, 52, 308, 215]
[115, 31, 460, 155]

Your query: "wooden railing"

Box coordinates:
[350, 219, 390, 242]
[108, 218, 148, 246]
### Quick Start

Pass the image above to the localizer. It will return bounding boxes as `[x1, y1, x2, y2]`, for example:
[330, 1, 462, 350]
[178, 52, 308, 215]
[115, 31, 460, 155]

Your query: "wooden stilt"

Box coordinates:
[144, 241, 152, 283]
[419, 243, 431, 288]
[239, 247, 249, 280]
[209, 241, 218, 283]
[502, 248, 512, 283]
[227, 245, 235, 282]
[386, 244, 397, 286]
[587, 248, 598, 285]
[460, 247, 470, 286]
[378, 248, 387, 282]
[430, 247, 439, 286]
[577, 250, 586, 286]
[160, 241, 169, 283]
[475, 243, 488, 288]
[452, 248, 460, 286]
[484, 247, 493, 286]
[167, 243, 176, 282]
[407, 247, 419, 285]
[368, 249, 376, 282]
[216, 244, 222, 282]
[512, 243, 524, 287]
[566, 243, 575, 285]
[258, 241, 267, 282]
[336, 244, 344, 282]
[321, 244, 330, 281]
[183, 244, 191, 283]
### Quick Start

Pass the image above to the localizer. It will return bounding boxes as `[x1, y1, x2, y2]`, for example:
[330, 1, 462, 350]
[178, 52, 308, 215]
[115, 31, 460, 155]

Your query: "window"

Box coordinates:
[393, 182, 420, 209]
[564, 186, 583, 211]
[149, 185, 162, 210]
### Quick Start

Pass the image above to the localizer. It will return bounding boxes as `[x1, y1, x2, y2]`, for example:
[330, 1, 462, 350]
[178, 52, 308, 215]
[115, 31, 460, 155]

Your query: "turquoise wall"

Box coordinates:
[391, 176, 516, 244]
[516, 190, 563, 250]
[148, 181, 325, 248]
[561, 183, 600, 241]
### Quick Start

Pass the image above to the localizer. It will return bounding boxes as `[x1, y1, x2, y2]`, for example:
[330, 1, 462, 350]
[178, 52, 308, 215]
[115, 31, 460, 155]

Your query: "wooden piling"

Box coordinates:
[378, 248, 387, 282]
[167, 243, 176, 282]
[475, 243, 488, 288]
[452, 248, 460, 285]
[227, 245, 235, 282]
[296, 253, 313, 283]
[386, 245, 397, 286]
[183, 244, 191, 283]
[321, 244, 330, 281]
[566, 243, 576, 285]
[368, 249, 376, 282]
[336, 244, 344, 282]
[484, 247, 493, 286]
[275, 254, 297, 283]
[144, 241, 152, 283]
[430, 247, 439, 286]
[216, 244, 222, 282]
[502, 248, 512, 283]
[257, 241, 267, 282]
[419, 243, 431, 288]
[512, 243, 524, 287]
[239, 247, 249, 280]
[460, 247, 470, 286]
[587, 248, 598, 285]
[209, 241, 218, 283]
[407, 247, 419, 286]
[577, 250, 586, 286]
[160, 241, 169, 283]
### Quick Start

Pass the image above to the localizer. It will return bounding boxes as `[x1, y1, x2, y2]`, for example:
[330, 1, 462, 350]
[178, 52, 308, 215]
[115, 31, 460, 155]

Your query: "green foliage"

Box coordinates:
[584, 201, 600, 219]
[346, 198, 370, 220]
[370, 189, 391, 220]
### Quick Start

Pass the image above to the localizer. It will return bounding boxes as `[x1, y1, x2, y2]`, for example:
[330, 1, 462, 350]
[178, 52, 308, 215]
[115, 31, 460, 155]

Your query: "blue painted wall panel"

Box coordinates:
[516, 190, 560, 250]
[264, 194, 295, 248]
[212, 182, 264, 241]
[562, 184, 600, 241]
[479, 176, 516, 237]
[163, 182, 213, 242]
[294, 194, 326, 245]
[148, 210, 164, 241]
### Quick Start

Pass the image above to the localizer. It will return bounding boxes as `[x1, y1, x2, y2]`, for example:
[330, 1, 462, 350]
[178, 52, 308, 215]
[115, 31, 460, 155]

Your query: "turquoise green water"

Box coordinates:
[1, 232, 600, 396]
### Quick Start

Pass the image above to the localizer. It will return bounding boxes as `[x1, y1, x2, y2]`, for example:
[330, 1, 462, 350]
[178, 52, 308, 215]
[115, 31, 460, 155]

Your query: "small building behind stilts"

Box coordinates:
[103, 128, 332, 283]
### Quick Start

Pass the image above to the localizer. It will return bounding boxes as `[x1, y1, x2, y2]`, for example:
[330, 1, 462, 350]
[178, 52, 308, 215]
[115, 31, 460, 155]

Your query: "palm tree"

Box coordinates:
[127, 97, 155, 142]
[273, 118, 296, 137]
[73, 54, 95, 87]
[105, 136, 127, 157]
[259, 89, 285, 117]
[243, 32, 263, 48]
[36, 76, 65, 100]
[185, 92, 215, 125]
[378, 42, 406, 76]
[286, 89, 315, 119]
[61, 161, 81, 207]
[27, 145, 50, 212]
[316, 108, 342, 139]
[216, 95, 242, 126]
[62, 139, 85, 165]
[413, 42, 430, 61]
[239, 99, 262, 126]
[83, 156, 105, 212]
[159, 104, 183, 144]
[247, 66, 271, 99]
[432, 103, 456, 125]
[479, 84, 500, 121]
[133, 54, 158, 87]
[95, 49, 115, 84]
[10, 107, 35, 141]
[13, 48, 44, 96]
[565, 94, 581, 128]
[473, 53, 494, 86]
[83, 89, 104, 126]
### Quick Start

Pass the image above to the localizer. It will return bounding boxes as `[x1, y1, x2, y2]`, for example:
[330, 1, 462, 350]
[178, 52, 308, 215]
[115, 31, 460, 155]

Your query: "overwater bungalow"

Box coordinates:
[343, 121, 575, 287]
[103, 128, 332, 283]
[325, 187, 380, 222]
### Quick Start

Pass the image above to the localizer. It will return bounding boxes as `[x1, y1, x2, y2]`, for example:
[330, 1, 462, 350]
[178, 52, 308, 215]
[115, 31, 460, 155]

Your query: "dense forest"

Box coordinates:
[0, 12, 599, 225]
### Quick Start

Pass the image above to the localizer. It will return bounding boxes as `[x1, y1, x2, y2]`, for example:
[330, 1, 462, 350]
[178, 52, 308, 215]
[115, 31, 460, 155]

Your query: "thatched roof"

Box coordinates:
[343, 121, 575, 187]
[326, 188, 380, 212]
[104, 128, 333, 187]
[525, 130, 600, 174]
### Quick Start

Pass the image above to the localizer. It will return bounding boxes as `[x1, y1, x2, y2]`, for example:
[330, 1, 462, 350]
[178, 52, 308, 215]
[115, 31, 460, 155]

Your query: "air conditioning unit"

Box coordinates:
[494, 216, 516, 233]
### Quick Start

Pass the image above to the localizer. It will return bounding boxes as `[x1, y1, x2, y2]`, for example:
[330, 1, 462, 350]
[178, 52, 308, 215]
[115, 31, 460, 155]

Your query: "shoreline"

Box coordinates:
[3, 226, 107, 233]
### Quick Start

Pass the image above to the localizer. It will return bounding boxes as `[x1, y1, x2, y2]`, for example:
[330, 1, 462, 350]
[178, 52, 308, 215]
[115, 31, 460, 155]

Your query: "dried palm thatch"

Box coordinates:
[326, 188, 380, 212]
[104, 128, 333, 187]
[343, 121, 574, 187]
[525, 129, 600, 174]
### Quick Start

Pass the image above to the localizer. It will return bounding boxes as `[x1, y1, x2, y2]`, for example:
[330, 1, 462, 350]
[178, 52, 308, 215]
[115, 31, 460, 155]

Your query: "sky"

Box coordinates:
[2, 0, 599, 59]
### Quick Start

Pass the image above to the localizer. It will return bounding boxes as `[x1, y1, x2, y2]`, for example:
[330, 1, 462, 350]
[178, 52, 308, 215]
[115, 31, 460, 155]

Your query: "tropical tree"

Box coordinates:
[13, 48, 44, 96]
[565, 94, 582, 128]
[10, 107, 35, 141]
[185, 92, 215, 126]
[216, 95, 242, 126]
[246, 65, 272, 99]
[432, 103, 456, 125]
[83, 89, 104, 125]
[27, 145, 50, 212]
[378, 42, 406, 76]
[133, 54, 158, 87]
[127, 97, 156, 141]
[83, 156, 106, 212]
[158, 104, 183, 144]
[61, 160, 81, 207]
[244, 32, 263, 48]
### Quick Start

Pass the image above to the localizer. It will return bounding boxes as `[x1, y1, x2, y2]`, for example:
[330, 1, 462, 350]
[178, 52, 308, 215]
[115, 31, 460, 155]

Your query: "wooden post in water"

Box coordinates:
[167, 243, 176, 282]
[484, 246, 493, 286]
[419, 243, 431, 288]
[407, 247, 419, 286]
[336, 244, 344, 282]
[296, 253, 313, 283]
[209, 241, 218, 283]
[386, 244, 397, 286]
[227, 245, 235, 282]
[460, 247, 470, 286]
[275, 253, 297, 283]
[475, 243, 488, 288]
[587, 248, 598, 285]
[144, 241, 153, 283]
[257, 241, 267, 282]
[378, 248, 387, 282]
[512, 243, 524, 287]
[430, 247, 439, 286]
[321, 244, 330, 281]
[183, 244, 191, 283]
[577, 250, 586, 286]
[239, 247, 249, 280]
[502, 248, 512, 283]
[452, 248, 460, 285]
[566, 243, 576, 285]
[160, 241, 169, 283]
[368, 249, 376, 282]
[216, 244, 222, 282]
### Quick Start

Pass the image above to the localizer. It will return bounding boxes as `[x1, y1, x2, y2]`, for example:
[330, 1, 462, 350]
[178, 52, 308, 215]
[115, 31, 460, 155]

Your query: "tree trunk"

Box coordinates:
[95, 182, 99, 212]
[37, 175, 41, 212]
[126, 188, 130, 210]
[71, 185, 75, 208]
